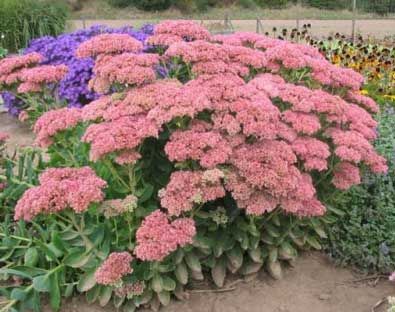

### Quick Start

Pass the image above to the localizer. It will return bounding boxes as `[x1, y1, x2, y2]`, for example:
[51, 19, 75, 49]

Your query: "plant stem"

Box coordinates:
[0, 232, 31, 242]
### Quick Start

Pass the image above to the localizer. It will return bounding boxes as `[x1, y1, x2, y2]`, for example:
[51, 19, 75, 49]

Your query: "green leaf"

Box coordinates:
[278, 242, 297, 260]
[175, 262, 188, 285]
[248, 247, 263, 263]
[151, 275, 163, 293]
[185, 252, 201, 272]
[268, 247, 278, 263]
[86, 285, 101, 304]
[310, 220, 328, 239]
[0, 268, 34, 279]
[133, 289, 152, 307]
[327, 205, 345, 217]
[99, 286, 113, 307]
[24, 248, 39, 267]
[63, 249, 91, 268]
[49, 273, 61, 311]
[123, 301, 136, 312]
[266, 260, 282, 280]
[211, 258, 226, 288]
[113, 295, 125, 308]
[64, 284, 74, 298]
[161, 276, 176, 291]
[139, 184, 154, 203]
[226, 246, 243, 270]
[32, 275, 50, 292]
[174, 249, 184, 264]
[77, 269, 96, 292]
[265, 224, 281, 238]
[157, 291, 170, 306]
[240, 261, 262, 275]
[306, 235, 321, 250]
[10, 288, 27, 301]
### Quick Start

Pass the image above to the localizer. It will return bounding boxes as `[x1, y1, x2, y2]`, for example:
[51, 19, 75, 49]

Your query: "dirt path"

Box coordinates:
[0, 112, 34, 152]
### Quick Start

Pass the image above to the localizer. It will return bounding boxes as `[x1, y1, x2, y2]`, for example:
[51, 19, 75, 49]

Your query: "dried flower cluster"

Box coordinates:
[14, 167, 107, 221]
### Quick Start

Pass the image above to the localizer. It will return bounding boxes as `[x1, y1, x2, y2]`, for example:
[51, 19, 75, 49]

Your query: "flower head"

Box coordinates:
[95, 252, 133, 285]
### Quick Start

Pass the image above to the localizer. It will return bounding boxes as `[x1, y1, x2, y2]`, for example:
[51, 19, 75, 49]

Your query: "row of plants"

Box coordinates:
[106, 0, 395, 13]
[265, 26, 395, 104]
[107, 0, 293, 11]
[0, 20, 388, 311]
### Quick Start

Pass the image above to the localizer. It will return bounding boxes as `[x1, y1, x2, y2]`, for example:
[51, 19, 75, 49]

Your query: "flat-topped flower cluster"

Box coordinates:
[13, 20, 387, 284]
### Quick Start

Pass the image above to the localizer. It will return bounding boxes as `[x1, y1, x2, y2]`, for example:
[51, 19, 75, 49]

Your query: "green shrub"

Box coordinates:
[325, 107, 395, 273]
[0, 47, 7, 59]
[174, 0, 196, 12]
[107, 0, 133, 8]
[237, 0, 256, 8]
[133, 0, 173, 11]
[0, 0, 68, 52]
[254, 0, 291, 9]
[305, 0, 349, 10]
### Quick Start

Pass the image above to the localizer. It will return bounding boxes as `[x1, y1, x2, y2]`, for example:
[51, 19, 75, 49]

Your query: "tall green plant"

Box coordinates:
[0, 0, 68, 52]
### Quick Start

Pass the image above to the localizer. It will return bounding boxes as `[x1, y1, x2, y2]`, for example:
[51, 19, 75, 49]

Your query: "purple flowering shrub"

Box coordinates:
[1, 25, 153, 118]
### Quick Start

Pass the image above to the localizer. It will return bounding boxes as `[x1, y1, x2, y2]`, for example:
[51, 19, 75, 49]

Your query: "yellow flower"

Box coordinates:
[360, 89, 369, 95]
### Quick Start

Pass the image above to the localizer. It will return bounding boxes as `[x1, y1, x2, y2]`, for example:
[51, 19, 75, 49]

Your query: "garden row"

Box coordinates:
[0, 20, 394, 312]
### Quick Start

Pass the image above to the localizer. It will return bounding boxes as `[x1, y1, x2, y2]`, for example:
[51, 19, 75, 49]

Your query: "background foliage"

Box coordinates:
[0, 0, 68, 52]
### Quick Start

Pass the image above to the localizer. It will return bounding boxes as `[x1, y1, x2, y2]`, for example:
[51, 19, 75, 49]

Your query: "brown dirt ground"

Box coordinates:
[1, 114, 393, 311]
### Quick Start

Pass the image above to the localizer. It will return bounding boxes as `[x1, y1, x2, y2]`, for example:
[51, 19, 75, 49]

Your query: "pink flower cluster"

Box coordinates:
[34, 108, 82, 147]
[159, 170, 225, 216]
[14, 167, 107, 221]
[0, 53, 42, 85]
[389, 272, 395, 282]
[17, 65, 68, 93]
[32, 21, 387, 219]
[89, 53, 159, 94]
[135, 210, 196, 261]
[147, 20, 210, 46]
[76, 34, 143, 58]
[95, 252, 133, 285]
[0, 52, 66, 93]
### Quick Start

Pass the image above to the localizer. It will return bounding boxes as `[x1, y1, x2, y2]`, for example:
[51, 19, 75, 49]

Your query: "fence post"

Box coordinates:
[256, 18, 263, 33]
[351, 0, 357, 42]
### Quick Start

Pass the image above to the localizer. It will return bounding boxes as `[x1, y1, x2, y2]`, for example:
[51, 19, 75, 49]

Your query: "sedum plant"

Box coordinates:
[0, 20, 388, 311]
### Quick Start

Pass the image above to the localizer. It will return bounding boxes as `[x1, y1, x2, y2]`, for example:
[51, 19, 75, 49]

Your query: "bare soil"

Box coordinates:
[1, 115, 393, 312]
[0, 112, 34, 152]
